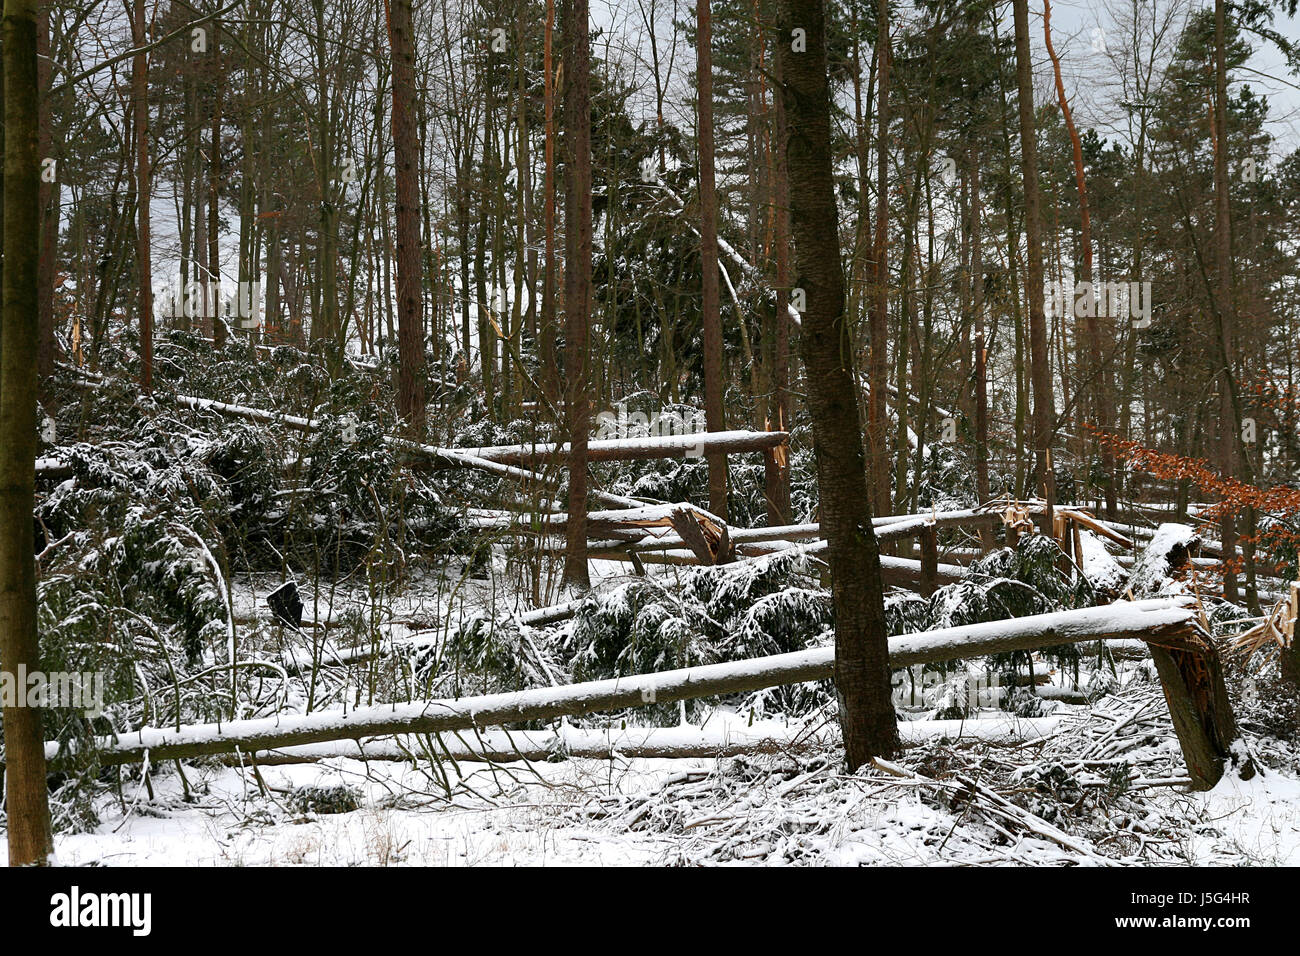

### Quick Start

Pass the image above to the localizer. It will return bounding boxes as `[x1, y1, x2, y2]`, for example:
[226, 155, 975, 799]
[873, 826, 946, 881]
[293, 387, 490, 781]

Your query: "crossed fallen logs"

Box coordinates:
[37, 597, 1246, 790]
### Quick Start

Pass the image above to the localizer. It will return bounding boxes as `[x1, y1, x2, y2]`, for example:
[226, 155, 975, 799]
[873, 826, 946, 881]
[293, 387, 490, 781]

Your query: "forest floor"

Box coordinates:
[24, 686, 1300, 867]
[11, 535, 1300, 866]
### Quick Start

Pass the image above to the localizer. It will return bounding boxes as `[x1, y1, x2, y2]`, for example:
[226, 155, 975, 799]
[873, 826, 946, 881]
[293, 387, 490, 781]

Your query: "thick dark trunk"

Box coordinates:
[777, 0, 899, 770]
[1, 0, 55, 866]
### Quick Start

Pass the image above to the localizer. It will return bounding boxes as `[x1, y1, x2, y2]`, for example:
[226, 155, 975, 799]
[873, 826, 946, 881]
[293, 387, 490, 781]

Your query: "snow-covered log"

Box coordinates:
[221, 714, 1064, 765]
[1128, 523, 1202, 598]
[1074, 528, 1127, 597]
[35, 457, 74, 479]
[454, 429, 789, 465]
[223, 722, 842, 765]
[40, 598, 1227, 779]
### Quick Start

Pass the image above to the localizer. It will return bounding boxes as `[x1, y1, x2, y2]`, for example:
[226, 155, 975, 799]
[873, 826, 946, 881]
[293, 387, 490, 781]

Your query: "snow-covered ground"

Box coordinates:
[14, 699, 1298, 867]
[12, 522, 1299, 867]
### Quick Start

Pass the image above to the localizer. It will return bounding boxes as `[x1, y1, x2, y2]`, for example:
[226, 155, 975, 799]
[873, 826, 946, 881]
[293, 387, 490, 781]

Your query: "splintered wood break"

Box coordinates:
[668, 505, 734, 565]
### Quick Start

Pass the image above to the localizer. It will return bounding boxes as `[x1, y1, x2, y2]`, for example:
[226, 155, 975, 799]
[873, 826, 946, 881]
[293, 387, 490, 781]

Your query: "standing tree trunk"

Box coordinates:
[132, 0, 152, 392]
[765, 47, 793, 526]
[35, 4, 54, 387]
[209, 19, 224, 350]
[540, 0, 559, 406]
[1012, 0, 1054, 526]
[696, 0, 727, 520]
[1044, 0, 1110, 514]
[777, 0, 899, 771]
[1, 0, 55, 866]
[387, 0, 426, 435]
[865, 0, 890, 518]
[1212, 0, 1248, 607]
[970, 145, 994, 550]
[561, 0, 592, 590]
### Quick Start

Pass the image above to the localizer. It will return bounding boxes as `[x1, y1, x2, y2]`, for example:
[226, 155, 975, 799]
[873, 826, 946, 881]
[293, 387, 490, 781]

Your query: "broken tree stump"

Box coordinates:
[1146, 633, 1246, 790]
[668, 506, 734, 565]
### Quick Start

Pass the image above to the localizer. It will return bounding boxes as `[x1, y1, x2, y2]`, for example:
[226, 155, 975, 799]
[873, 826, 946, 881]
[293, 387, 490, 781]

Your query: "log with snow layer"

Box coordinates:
[222, 721, 844, 765]
[453, 429, 789, 466]
[1128, 522, 1203, 598]
[588, 540, 966, 580]
[221, 714, 1064, 765]
[1074, 528, 1128, 597]
[39, 598, 1214, 770]
[493, 507, 975, 549]
[733, 511, 1003, 567]
[35, 456, 74, 479]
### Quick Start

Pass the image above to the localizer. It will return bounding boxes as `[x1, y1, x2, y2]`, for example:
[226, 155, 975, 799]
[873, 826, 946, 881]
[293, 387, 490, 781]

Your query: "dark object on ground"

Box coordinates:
[267, 580, 303, 629]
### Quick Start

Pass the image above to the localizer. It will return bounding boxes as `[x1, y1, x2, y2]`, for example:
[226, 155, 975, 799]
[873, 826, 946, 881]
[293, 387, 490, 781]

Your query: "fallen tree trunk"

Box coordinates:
[585, 544, 966, 582]
[511, 507, 962, 552]
[223, 713, 1063, 765]
[455, 429, 789, 466]
[35, 457, 74, 480]
[225, 722, 841, 765]
[43, 598, 1232, 788]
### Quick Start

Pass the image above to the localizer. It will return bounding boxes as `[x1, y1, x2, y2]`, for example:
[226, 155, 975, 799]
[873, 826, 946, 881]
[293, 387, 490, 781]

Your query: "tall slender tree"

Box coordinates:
[34, 3, 53, 384]
[1012, 0, 1055, 524]
[1044, 0, 1109, 513]
[387, 0, 426, 435]
[1212, 0, 1249, 606]
[765, 43, 793, 527]
[541, 0, 559, 405]
[133, 0, 153, 392]
[561, 0, 593, 589]
[697, 0, 727, 520]
[865, 0, 890, 517]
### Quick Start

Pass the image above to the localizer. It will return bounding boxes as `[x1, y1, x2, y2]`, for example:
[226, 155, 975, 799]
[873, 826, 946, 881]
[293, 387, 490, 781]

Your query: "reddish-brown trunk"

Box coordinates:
[386, 0, 426, 435]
